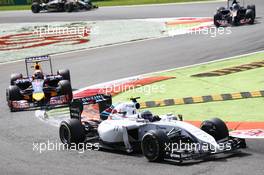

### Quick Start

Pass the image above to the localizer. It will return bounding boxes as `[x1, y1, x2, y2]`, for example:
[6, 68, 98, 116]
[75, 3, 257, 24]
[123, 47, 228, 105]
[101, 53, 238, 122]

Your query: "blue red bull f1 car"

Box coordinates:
[6, 55, 73, 112]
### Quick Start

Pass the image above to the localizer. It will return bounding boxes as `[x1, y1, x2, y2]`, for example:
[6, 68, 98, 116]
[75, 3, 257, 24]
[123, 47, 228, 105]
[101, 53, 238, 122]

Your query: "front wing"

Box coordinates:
[9, 95, 70, 111]
[164, 137, 246, 163]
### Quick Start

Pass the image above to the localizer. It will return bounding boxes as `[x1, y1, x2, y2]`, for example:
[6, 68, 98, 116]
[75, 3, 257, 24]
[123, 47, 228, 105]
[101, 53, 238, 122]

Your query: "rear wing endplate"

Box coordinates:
[69, 94, 112, 120]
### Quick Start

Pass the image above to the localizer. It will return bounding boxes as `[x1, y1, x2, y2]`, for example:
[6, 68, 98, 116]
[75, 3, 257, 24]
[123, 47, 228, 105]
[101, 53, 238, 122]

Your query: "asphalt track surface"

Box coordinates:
[0, 1, 228, 23]
[0, 1, 264, 175]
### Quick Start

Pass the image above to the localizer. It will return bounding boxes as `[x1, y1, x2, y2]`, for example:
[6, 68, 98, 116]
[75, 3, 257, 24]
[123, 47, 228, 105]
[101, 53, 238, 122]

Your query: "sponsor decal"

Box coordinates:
[217, 20, 228, 25]
[50, 95, 68, 105]
[12, 100, 30, 109]
[240, 19, 251, 24]
[25, 55, 50, 62]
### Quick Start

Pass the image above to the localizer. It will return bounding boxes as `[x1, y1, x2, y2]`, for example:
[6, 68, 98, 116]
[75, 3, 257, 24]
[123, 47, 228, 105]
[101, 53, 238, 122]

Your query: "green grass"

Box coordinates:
[113, 52, 264, 122]
[0, 5, 29, 11]
[0, 0, 211, 11]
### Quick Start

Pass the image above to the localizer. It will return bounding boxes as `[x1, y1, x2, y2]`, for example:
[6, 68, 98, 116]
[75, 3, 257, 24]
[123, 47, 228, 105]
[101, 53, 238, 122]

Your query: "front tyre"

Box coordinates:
[59, 119, 85, 145]
[232, 16, 240, 26]
[214, 13, 221, 27]
[7, 85, 23, 112]
[31, 2, 41, 13]
[201, 117, 229, 141]
[64, 2, 74, 12]
[84, 3, 92, 10]
[141, 130, 169, 162]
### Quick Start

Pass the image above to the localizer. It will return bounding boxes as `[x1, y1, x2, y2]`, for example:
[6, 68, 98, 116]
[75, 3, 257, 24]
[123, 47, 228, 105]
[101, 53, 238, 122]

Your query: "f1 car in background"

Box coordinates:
[31, 0, 98, 13]
[59, 94, 246, 163]
[214, 0, 256, 27]
[6, 55, 73, 112]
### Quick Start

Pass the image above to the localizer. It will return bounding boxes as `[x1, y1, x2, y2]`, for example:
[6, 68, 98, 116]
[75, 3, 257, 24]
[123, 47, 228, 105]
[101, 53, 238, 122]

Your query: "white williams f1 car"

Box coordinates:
[31, 0, 98, 13]
[59, 94, 246, 162]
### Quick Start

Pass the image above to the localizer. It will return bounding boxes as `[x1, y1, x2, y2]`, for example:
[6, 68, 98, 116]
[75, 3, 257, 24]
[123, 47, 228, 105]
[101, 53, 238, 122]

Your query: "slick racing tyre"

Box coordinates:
[7, 85, 23, 112]
[58, 80, 73, 102]
[10, 73, 22, 85]
[58, 69, 71, 82]
[214, 13, 222, 28]
[232, 17, 240, 26]
[141, 130, 169, 162]
[246, 9, 255, 25]
[201, 118, 229, 141]
[64, 2, 74, 12]
[59, 119, 85, 145]
[247, 5, 256, 19]
[93, 4, 98, 9]
[84, 3, 92, 10]
[8, 85, 23, 101]
[31, 2, 41, 13]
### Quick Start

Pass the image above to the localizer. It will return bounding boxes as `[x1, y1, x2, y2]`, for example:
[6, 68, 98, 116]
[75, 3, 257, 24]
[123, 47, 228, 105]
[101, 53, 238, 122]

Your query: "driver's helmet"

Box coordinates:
[140, 110, 154, 121]
[232, 3, 240, 10]
[33, 70, 44, 79]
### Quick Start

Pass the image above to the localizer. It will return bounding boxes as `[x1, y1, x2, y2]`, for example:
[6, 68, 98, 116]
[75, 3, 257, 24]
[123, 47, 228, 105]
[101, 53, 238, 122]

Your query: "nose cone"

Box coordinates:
[33, 92, 45, 101]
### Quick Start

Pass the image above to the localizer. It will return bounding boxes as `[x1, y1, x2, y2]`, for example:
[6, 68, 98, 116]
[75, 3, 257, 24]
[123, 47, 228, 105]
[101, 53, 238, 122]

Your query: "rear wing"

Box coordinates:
[25, 55, 53, 76]
[69, 94, 112, 120]
[227, 0, 244, 8]
[25, 55, 50, 63]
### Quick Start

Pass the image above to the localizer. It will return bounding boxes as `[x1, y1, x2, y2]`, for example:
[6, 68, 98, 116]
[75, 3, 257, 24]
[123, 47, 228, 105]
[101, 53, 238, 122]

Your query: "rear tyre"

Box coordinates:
[58, 69, 71, 82]
[59, 119, 85, 145]
[64, 2, 74, 12]
[10, 73, 22, 85]
[247, 5, 256, 19]
[58, 80, 73, 102]
[141, 130, 169, 162]
[201, 118, 229, 141]
[31, 2, 41, 13]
